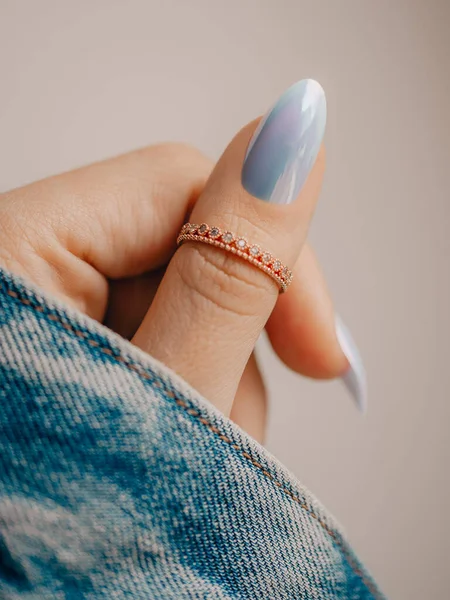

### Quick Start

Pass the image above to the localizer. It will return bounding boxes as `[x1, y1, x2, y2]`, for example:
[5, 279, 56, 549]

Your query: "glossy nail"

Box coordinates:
[242, 78, 326, 204]
[335, 315, 368, 412]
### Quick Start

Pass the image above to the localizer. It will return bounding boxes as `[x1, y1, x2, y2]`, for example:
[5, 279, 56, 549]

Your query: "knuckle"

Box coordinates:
[146, 142, 212, 170]
[174, 243, 276, 318]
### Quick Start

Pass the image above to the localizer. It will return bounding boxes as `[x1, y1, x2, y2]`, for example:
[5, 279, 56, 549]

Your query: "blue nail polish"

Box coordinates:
[335, 315, 368, 412]
[242, 79, 326, 205]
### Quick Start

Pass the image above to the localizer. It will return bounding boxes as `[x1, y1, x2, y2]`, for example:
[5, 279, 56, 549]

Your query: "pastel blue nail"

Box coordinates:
[335, 315, 368, 412]
[241, 79, 326, 205]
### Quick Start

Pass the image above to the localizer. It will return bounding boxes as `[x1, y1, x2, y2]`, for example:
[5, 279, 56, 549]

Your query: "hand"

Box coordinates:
[0, 81, 364, 442]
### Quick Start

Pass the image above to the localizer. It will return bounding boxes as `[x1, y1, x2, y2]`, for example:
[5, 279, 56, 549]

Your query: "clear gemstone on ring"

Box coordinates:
[221, 231, 233, 244]
[272, 260, 282, 272]
[262, 252, 272, 264]
[249, 245, 260, 257]
[188, 223, 199, 233]
[198, 223, 208, 234]
[282, 266, 291, 279]
[236, 238, 247, 250]
[209, 227, 220, 239]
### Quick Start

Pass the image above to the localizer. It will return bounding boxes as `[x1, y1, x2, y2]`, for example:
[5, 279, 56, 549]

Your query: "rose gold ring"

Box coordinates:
[177, 223, 293, 293]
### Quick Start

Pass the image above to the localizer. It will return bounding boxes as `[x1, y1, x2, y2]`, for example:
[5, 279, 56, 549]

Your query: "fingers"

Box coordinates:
[0, 144, 212, 318]
[231, 353, 267, 444]
[267, 243, 367, 410]
[133, 79, 327, 415]
[267, 242, 348, 379]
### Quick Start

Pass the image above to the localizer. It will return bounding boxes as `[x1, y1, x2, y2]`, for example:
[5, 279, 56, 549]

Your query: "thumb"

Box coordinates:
[133, 79, 327, 415]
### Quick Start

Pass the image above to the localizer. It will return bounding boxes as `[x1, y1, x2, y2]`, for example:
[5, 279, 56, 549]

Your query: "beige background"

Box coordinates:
[1, 0, 449, 597]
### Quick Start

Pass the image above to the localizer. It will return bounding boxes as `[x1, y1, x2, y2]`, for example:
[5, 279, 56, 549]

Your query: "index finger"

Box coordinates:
[0, 143, 212, 318]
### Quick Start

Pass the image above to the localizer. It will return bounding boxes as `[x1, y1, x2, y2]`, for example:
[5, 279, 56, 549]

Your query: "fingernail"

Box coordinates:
[335, 315, 368, 412]
[242, 78, 327, 205]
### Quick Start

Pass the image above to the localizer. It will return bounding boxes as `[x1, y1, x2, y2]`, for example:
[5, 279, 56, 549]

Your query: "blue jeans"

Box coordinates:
[0, 267, 385, 599]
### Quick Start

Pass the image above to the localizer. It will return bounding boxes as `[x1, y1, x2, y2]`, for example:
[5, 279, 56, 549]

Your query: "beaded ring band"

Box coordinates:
[177, 223, 293, 293]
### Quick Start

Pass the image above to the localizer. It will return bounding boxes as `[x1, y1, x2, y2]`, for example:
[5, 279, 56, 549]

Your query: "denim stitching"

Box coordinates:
[1, 283, 381, 598]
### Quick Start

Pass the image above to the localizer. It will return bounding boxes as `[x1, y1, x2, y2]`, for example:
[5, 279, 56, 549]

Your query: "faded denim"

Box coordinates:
[0, 267, 385, 599]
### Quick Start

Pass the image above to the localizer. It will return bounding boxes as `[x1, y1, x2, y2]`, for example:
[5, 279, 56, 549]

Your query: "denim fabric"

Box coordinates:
[0, 267, 385, 600]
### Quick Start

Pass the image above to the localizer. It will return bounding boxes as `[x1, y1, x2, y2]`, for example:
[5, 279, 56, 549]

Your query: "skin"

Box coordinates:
[0, 122, 348, 444]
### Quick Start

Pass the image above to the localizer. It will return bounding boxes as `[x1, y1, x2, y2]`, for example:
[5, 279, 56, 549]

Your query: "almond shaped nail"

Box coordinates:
[242, 79, 327, 205]
[335, 315, 368, 412]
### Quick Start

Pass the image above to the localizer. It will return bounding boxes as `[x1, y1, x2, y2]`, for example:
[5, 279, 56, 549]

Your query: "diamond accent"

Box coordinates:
[177, 223, 293, 292]
[272, 260, 282, 272]
[222, 231, 234, 244]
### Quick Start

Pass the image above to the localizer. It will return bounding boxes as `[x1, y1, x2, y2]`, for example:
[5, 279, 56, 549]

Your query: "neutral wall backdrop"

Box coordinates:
[1, 1, 449, 598]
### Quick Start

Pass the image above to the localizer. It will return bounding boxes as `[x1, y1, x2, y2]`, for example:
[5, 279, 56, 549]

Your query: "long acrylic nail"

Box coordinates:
[335, 315, 368, 412]
[242, 78, 327, 204]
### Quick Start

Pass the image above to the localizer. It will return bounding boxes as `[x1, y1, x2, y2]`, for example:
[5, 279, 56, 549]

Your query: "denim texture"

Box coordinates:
[0, 267, 385, 599]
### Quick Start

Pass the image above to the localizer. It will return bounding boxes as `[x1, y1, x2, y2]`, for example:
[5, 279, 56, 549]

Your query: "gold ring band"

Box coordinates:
[177, 223, 293, 293]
